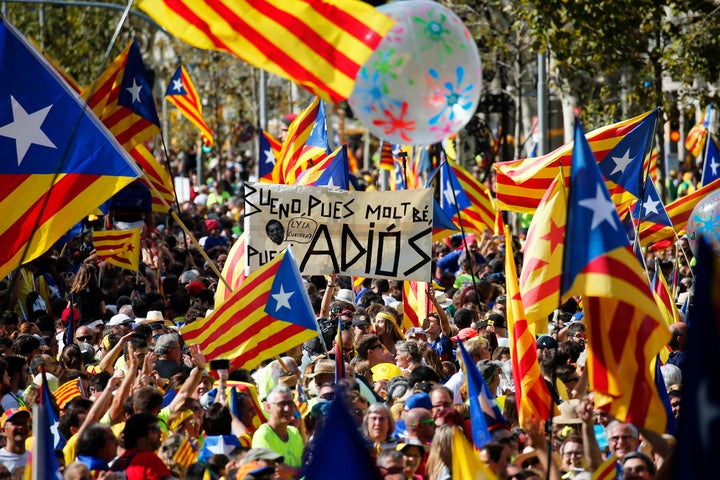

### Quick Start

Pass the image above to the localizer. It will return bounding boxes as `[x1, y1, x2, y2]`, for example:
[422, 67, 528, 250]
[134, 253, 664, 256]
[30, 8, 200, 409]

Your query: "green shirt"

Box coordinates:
[251, 423, 304, 467]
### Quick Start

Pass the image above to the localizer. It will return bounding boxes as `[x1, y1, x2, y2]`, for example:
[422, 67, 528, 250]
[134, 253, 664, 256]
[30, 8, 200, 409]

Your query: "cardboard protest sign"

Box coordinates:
[244, 183, 433, 281]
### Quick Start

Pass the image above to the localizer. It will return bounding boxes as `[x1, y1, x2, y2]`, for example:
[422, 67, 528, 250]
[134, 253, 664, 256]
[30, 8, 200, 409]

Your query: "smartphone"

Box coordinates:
[209, 359, 230, 370]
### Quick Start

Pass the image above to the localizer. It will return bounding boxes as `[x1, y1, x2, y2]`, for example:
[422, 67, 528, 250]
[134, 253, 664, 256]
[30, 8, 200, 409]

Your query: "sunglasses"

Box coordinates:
[319, 392, 335, 401]
[77, 335, 93, 342]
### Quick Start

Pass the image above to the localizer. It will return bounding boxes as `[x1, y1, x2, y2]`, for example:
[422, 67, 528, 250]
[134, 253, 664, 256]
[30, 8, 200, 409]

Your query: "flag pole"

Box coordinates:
[437, 150, 482, 308]
[633, 108, 660, 250]
[158, 134, 191, 251]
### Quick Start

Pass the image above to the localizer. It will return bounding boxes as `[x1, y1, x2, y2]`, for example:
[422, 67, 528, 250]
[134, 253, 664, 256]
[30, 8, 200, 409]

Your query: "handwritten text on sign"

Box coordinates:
[244, 183, 433, 281]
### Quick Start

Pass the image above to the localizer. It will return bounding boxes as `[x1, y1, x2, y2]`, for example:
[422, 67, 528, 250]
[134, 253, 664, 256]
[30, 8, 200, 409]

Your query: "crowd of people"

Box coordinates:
[0, 160, 696, 480]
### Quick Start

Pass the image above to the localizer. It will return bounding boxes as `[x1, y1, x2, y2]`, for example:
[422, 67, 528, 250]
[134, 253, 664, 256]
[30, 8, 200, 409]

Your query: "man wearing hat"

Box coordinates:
[200, 218, 229, 252]
[352, 314, 372, 343]
[0, 407, 31, 476]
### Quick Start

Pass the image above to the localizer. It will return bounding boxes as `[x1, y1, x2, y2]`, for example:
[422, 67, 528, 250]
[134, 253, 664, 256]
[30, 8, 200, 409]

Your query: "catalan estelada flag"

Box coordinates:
[505, 229, 552, 427]
[258, 130, 280, 181]
[519, 172, 566, 334]
[165, 65, 214, 146]
[591, 454, 619, 480]
[495, 110, 653, 213]
[214, 232, 247, 307]
[92, 228, 141, 270]
[274, 97, 330, 184]
[638, 176, 720, 246]
[685, 104, 712, 158]
[83, 38, 160, 152]
[183, 246, 318, 370]
[136, 0, 394, 102]
[563, 119, 668, 433]
[54, 378, 83, 409]
[439, 160, 496, 236]
[0, 20, 140, 280]
[129, 144, 175, 213]
[173, 435, 198, 467]
[295, 144, 350, 190]
[402, 281, 428, 332]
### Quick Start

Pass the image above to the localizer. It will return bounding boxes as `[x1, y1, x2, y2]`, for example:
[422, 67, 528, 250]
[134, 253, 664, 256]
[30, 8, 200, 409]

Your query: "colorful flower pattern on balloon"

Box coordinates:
[372, 102, 416, 143]
[348, 0, 481, 145]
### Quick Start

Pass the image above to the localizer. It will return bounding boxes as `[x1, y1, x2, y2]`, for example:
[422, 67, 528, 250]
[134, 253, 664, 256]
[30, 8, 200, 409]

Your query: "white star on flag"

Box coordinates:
[610, 149, 634, 176]
[271, 285, 294, 311]
[442, 179, 456, 207]
[126, 78, 143, 104]
[642, 196, 661, 215]
[711, 158, 720, 176]
[172, 78, 184, 92]
[264, 148, 275, 165]
[0, 95, 57, 165]
[578, 184, 618, 230]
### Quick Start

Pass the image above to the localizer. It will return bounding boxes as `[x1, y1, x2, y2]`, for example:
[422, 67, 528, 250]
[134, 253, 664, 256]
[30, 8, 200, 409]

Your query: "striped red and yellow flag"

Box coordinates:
[402, 281, 428, 332]
[129, 145, 175, 213]
[183, 249, 317, 371]
[172, 435, 197, 467]
[273, 97, 327, 184]
[379, 142, 395, 171]
[165, 65, 214, 146]
[505, 229, 552, 427]
[591, 454, 618, 480]
[295, 384, 309, 417]
[643, 148, 658, 182]
[214, 232, 247, 308]
[519, 173, 566, 335]
[685, 105, 712, 158]
[92, 228, 141, 271]
[136, 0, 394, 103]
[448, 160, 496, 235]
[83, 39, 160, 152]
[638, 176, 720, 245]
[652, 262, 682, 327]
[54, 378, 82, 409]
[494, 110, 653, 213]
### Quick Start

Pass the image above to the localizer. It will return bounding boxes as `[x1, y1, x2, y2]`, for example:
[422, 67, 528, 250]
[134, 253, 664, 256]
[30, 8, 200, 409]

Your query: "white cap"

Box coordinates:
[334, 288, 355, 304]
[108, 313, 132, 326]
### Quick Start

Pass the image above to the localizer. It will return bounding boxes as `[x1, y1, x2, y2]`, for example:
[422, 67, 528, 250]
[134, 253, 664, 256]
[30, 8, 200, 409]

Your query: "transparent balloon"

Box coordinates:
[348, 0, 482, 145]
[686, 188, 720, 255]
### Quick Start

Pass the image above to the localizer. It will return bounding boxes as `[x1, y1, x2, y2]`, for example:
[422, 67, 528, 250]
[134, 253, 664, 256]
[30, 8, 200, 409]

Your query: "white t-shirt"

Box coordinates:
[0, 448, 30, 476]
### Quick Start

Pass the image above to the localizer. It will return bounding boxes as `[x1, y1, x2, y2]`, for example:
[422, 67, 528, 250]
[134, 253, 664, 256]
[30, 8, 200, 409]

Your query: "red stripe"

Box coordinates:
[586, 298, 610, 393]
[231, 323, 308, 368]
[0, 174, 100, 261]
[248, 0, 360, 77]
[164, 0, 341, 100]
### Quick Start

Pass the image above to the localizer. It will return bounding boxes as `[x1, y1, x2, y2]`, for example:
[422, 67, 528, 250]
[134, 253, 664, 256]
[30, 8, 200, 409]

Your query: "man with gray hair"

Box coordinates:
[152, 332, 190, 380]
[253, 385, 304, 478]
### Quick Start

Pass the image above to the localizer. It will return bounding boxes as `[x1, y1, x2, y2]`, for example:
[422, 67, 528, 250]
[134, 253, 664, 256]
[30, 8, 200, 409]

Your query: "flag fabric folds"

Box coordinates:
[39, 371, 64, 450]
[165, 64, 214, 145]
[451, 426, 498, 480]
[129, 145, 175, 213]
[273, 97, 329, 184]
[673, 238, 720, 478]
[295, 144, 350, 190]
[304, 398, 382, 480]
[0, 20, 140, 280]
[653, 355, 676, 436]
[638, 176, 720, 246]
[173, 435, 198, 467]
[591, 454, 619, 480]
[54, 378, 83, 409]
[214, 232, 247, 307]
[92, 228, 141, 270]
[30, 402, 63, 480]
[519, 172, 567, 333]
[402, 281, 428, 332]
[258, 130, 280, 181]
[334, 317, 346, 382]
[562, 119, 669, 433]
[504, 229, 552, 427]
[183, 246, 318, 370]
[83, 38, 160, 152]
[685, 104, 712, 158]
[494, 110, 653, 213]
[136, 0, 395, 103]
[439, 160, 496, 235]
[431, 198, 461, 242]
[701, 137, 720, 186]
[651, 259, 681, 326]
[457, 339, 508, 449]
[295, 383, 309, 418]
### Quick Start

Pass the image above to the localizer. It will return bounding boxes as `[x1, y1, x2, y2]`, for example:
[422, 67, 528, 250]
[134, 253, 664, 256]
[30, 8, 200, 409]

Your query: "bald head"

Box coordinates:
[669, 322, 688, 351]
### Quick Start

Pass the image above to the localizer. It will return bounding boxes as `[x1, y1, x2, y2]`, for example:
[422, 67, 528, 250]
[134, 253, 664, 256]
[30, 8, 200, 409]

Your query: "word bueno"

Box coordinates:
[255, 188, 430, 223]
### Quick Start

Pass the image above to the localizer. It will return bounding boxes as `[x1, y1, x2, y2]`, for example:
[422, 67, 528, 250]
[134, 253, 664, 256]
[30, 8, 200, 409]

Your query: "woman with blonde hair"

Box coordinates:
[425, 425, 456, 480]
[362, 402, 400, 452]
